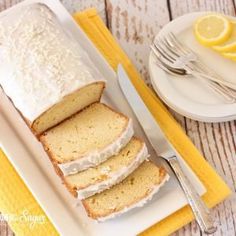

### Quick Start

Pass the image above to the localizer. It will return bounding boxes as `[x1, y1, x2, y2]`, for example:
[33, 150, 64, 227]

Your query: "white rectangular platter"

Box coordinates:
[0, 0, 206, 235]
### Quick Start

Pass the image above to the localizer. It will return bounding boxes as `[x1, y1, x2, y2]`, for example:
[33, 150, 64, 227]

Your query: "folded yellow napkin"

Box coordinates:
[0, 8, 231, 236]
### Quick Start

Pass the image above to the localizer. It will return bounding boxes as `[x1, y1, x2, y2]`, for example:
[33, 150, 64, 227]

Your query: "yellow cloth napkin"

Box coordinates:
[0, 8, 231, 236]
[0, 150, 58, 236]
[73, 9, 231, 235]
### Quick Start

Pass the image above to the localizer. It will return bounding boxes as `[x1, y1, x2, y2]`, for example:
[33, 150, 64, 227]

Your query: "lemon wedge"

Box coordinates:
[213, 22, 236, 52]
[194, 14, 232, 46]
[222, 51, 236, 61]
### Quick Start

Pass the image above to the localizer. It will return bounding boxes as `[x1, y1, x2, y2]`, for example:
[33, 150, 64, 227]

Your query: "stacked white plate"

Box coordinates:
[149, 12, 236, 122]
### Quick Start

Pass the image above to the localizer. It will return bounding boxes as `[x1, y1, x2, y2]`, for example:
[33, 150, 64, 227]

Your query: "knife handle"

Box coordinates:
[167, 155, 217, 234]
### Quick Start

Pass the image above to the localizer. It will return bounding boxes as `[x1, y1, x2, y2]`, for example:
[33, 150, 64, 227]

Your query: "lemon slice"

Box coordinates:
[213, 22, 236, 52]
[222, 51, 236, 61]
[194, 14, 232, 46]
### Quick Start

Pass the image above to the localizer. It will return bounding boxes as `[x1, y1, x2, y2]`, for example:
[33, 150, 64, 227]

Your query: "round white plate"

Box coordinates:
[149, 12, 236, 122]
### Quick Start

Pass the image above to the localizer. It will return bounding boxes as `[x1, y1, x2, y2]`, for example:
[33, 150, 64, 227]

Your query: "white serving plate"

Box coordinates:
[149, 12, 236, 123]
[0, 1, 206, 235]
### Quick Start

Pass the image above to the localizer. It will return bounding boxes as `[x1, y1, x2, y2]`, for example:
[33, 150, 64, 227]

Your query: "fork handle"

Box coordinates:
[167, 155, 217, 234]
[186, 68, 236, 103]
[197, 72, 236, 91]
[190, 61, 236, 91]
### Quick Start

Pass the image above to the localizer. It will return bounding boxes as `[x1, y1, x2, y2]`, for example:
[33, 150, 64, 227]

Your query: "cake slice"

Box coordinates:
[0, 3, 105, 135]
[40, 103, 134, 176]
[82, 161, 169, 221]
[64, 137, 148, 199]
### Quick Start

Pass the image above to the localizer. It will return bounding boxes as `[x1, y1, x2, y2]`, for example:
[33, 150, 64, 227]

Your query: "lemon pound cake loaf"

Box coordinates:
[82, 161, 169, 221]
[64, 137, 148, 199]
[0, 3, 105, 135]
[40, 103, 134, 176]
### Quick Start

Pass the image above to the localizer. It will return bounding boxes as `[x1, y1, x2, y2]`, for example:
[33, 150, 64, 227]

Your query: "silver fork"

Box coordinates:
[151, 33, 236, 103]
[153, 34, 236, 101]
[152, 48, 236, 88]
[166, 33, 236, 90]
[151, 44, 235, 103]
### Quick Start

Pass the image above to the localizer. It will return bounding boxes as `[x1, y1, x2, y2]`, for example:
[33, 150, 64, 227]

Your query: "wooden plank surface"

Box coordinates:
[167, 1, 236, 235]
[0, 0, 235, 236]
[106, 0, 170, 85]
[107, 1, 236, 236]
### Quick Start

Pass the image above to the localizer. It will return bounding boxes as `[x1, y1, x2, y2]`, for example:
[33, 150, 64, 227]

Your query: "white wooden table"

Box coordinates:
[0, 0, 235, 235]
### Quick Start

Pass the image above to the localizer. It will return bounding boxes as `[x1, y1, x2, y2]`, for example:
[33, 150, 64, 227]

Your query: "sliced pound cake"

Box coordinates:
[0, 3, 105, 135]
[82, 161, 169, 221]
[64, 137, 148, 199]
[40, 103, 134, 176]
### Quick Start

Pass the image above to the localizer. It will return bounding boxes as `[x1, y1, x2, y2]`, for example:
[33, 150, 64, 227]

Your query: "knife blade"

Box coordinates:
[117, 64, 174, 158]
[117, 64, 216, 234]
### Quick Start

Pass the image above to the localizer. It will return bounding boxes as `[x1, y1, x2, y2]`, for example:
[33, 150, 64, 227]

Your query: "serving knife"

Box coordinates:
[117, 64, 217, 234]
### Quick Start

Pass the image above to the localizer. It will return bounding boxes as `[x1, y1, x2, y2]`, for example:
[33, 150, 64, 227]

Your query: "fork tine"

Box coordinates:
[168, 33, 214, 73]
[168, 33, 226, 74]
[153, 42, 171, 60]
[169, 32, 194, 54]
[160, 36, 180, 58]
[166, 33, 189, 54]
[154, 40, 176, 63]
[150, 45, 187, 76]
[166, 33, 205, 72]
[150, 44, 173, 70]
[154, 38, 180, 63]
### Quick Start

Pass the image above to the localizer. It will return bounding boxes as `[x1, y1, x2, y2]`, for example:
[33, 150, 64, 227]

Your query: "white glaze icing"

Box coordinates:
[96, 172, 170, 222]
[59, 119, 134, 176]
[76, 143, 149, 200]
[0, 4, 106, 122]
